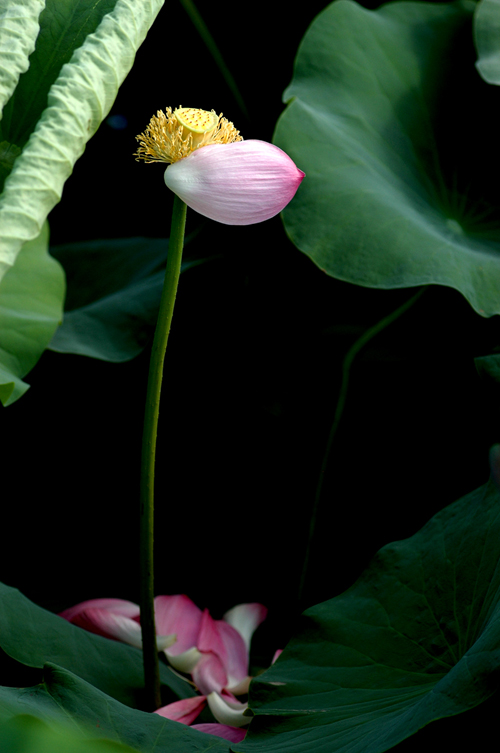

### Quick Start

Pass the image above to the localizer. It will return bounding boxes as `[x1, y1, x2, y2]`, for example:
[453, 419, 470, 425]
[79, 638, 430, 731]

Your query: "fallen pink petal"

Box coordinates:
[59, 597, 176, 651]
[191, 723, 247, 743]
[163, 140, 305, 225]
[154, 695, 207, 725]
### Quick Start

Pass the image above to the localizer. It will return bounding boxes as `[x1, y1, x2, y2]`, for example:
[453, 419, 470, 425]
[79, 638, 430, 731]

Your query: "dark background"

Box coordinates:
[0, 0, 497, 705]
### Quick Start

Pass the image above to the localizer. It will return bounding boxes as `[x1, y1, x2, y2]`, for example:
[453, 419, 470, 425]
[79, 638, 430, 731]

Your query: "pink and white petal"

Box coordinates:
[154, 695, 207, 725]
[197, 609, 249, 688]
[165, 645, 204, 674]
[191, 723, 247, 743]
[59, 598, 140, 623]
[192, 652, 228, 695]
[156, 632, 177, 651]
[223, 603, 268, 653]
[226, 675, 251, 696]
[163, 140, 305, 226]
[154, 595, 203, 655]
[272, 649, 283, 664]
[206, 691, 249, 728]
[210, 619, 249, 688]
[78, 608, 144, 648]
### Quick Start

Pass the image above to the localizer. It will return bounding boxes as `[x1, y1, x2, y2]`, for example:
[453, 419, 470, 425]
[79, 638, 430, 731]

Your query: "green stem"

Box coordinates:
[139, 195, 187, 711]
[297, 287, 427, 606]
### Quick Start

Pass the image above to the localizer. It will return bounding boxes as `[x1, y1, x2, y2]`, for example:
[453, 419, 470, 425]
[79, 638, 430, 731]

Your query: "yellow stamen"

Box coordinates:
[134, 106, 243, 164]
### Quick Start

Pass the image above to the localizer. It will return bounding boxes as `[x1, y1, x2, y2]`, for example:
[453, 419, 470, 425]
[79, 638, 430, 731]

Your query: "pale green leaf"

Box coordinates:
[0, 221, 64, 406]
[0, 0, 45, 118]
[0, 0, 164, 281]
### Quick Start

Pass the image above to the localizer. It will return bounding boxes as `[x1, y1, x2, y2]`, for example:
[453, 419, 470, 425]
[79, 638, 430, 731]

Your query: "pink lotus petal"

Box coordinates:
[191, 723, 247, 743]
[272, 649, 283, 664]
[59, 598, 140, 623]
[212, 619, 249, 689]
[163, 140, 305, 225]
[223, 603, 268, 653]
[154, 695, 207, 725]
[192, 609, 250, 693]
[80, 608, 144, 648]
[192, 650, 228, 695]
[154, 594, 203, 655]
[59, 599, 143, 646]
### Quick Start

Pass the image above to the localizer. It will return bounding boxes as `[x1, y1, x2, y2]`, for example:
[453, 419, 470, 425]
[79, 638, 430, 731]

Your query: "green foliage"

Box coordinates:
[0, 0, 165, 403]
[242, 479, 500, 753]
[0, 583, 195, 707]
[49, 236, 215, 361]
[0, 665, 229, 753]
[275, 0, 500, 316]
[0, 714, 139, 753]
[0, 222, 64, 404]
[474, 0, 500, 84]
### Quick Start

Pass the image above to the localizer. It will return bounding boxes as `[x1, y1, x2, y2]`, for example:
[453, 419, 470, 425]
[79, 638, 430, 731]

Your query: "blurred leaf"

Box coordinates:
[242, 479, 500, 753]
[0, 664, 230, 753]
[49, 236, 216, 361]
[0, 583, 195, 707]
[474, 0, 500, 84]
[0, 221, 64, 406]
[276, 0, 500, 316]
[475, 353, 500, 384]
[0, 714, 138, 753]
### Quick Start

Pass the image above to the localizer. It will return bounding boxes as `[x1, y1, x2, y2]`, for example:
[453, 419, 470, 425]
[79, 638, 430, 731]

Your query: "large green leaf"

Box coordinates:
[0, 221, 64, 405]
[474, 0, 500, 84]
[48, 236, 215, 361]
[0, 0, 164, 278]
[0, 0, 164, 402]
[275, 0, 500, 316]
[241, 479, 500, 753]
[0, 583, 195, 708]
[0, 664, 230, 753]
[0, 714, 139, 753]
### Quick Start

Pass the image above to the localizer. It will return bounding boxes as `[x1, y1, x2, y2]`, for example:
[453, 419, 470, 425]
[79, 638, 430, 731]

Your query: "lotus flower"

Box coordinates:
[135, 106, 304, 225]
[155, 596, 267, 695]
[60, 594, 269, 742]
[59, 594, 267, 694]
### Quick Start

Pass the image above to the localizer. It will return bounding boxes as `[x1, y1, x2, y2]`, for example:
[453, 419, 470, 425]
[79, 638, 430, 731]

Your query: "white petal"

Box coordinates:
[206, 692, 250, 728]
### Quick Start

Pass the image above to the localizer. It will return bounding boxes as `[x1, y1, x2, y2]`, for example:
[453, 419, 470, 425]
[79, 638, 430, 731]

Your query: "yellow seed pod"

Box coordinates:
[134, 106, 243, 164]
[174, 107, 219, 148]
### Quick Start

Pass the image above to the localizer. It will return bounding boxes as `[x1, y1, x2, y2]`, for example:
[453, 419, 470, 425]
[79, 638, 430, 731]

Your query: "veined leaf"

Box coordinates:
[241, 479, 500, 753]
[0, 0, 164, 403]
[0, 664, 230, 753]
[276, 0, 500, 316]
[0, 0, 164, 280]
[0, 0, 45, 119]
[48, 236, 216, 362]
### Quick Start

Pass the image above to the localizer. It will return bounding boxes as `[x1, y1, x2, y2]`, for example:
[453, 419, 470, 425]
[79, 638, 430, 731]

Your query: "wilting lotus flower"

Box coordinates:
[155, 595, 267, 696]
[155, 636, 283, 743]
[134, 106, 304, 225]
[59, 594, 266, 695]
